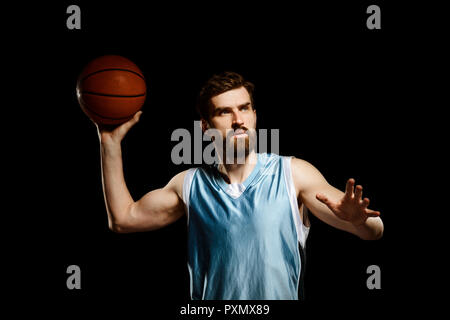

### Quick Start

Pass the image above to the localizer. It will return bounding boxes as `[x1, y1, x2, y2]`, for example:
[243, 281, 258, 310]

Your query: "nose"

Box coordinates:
[232, 110, 244, 128]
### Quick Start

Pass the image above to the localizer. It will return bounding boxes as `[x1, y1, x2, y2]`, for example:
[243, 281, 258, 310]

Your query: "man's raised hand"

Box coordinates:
[96, 111, 143, 146]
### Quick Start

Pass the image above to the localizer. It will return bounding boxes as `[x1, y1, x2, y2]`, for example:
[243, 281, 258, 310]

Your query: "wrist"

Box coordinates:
[351, 216, 368, 227]
[100, 140, 122, 157]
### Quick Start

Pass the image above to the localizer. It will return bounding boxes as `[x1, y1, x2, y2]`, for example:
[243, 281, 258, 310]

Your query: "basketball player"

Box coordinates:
[96, 72, 384, 300]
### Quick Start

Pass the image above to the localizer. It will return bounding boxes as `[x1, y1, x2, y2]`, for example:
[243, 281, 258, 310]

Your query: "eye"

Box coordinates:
[220, 109, 230, 115]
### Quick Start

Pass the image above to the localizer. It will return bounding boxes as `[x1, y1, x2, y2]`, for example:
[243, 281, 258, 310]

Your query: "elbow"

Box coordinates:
[108, 217, 131, 234]
[374, 219, 384, 240]
[361, 222, 384, 241]
[107, 204, 135, 233]
[365, 229, 383, 241]
[374, 226, 384, 240]
[109, 222, 127, 233]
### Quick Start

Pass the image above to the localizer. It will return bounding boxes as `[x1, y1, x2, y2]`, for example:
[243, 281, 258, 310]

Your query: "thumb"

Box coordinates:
[316, 193, 333, 207]
[135, 110, 143, 121]
[365, 209, 381, 218]
[125, 110, 143, 128]
[117, 111, 143, 137]
[131, 110, 143, 124]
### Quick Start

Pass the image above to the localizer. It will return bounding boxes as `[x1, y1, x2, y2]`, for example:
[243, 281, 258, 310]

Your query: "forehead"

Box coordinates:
[210, 87, 251, 108]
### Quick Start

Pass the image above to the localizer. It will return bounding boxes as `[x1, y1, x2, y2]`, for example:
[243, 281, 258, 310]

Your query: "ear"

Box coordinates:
[201, 118, 210, 133]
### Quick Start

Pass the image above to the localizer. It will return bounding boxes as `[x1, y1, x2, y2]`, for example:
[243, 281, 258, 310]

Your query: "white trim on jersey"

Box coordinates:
[282, 156, 310, 249]
[182, 168, 198, 227]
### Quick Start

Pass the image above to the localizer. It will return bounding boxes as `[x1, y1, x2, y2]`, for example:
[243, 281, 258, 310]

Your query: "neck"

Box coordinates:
[217, 151, 258, 184]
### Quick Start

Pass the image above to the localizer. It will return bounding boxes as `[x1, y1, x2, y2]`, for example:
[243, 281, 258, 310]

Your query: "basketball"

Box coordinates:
[76, 55, 146, 125]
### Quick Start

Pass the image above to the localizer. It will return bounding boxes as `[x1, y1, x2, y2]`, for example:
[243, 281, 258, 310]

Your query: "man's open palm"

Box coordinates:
[316, 178, 381, 226]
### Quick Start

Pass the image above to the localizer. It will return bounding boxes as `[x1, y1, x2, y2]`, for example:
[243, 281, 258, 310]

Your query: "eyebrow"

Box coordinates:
[213, 102, 251, 114]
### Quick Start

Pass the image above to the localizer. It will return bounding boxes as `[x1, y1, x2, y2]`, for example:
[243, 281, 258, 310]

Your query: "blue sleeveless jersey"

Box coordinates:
[182, 153, 310, 300]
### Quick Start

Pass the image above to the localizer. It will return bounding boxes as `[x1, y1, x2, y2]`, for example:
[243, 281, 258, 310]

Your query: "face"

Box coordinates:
[202, 86, 257, 161]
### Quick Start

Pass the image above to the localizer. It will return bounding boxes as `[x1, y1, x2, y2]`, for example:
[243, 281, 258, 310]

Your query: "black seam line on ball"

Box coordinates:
[81, 68, 145, 82]
[82, 103, 136, 120]
[82, 91, 146, 98]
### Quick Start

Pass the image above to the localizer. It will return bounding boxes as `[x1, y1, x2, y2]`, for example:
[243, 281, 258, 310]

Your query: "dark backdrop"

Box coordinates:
[11, 0, 421, 317]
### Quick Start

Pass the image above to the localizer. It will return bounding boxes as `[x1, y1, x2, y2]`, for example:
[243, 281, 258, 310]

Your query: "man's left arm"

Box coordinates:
[291, 158, 384, 240]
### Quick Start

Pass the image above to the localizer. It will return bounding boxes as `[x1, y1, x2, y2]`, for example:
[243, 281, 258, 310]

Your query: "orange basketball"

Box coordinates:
[76, 55, 146, 125]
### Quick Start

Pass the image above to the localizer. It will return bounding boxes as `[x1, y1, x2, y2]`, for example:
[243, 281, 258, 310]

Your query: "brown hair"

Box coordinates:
[196, 71, 255, 120]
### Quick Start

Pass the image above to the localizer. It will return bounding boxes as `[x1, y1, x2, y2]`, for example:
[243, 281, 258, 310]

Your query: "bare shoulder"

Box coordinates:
[290, 157, 327, 194]
[164, 169, 193, 199]
[290, 157, 320, 176]
[290, 157, 314, 170]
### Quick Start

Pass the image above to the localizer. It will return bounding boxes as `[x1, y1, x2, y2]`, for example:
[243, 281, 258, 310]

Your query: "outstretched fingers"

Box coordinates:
[346, 179, 365, 203]
[362, 197, 370, 208]
[345, 178, 355, 199]
[354, 185, 363, 202]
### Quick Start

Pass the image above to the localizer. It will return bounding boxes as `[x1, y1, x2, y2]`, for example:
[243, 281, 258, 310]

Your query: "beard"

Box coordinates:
[220, 128, 256, 164]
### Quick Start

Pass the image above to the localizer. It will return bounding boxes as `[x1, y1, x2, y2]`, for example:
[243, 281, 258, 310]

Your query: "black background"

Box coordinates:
[8, 0, 431, 317]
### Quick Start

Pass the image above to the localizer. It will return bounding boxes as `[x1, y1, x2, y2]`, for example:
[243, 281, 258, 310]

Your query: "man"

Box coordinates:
[97, 71, 383, 300]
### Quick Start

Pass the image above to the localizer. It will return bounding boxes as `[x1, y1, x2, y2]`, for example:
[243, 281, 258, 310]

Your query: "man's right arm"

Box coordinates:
[98, 111, 186, 233]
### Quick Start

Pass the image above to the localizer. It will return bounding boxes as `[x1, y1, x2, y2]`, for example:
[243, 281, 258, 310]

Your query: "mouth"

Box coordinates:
[232, 128, 248, 138]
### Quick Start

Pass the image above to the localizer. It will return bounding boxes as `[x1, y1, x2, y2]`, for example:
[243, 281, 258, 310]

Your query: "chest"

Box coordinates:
[189, 175, 292, 240]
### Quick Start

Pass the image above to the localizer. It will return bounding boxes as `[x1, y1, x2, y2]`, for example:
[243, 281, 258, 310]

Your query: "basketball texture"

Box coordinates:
[76, 55, 146, 125]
